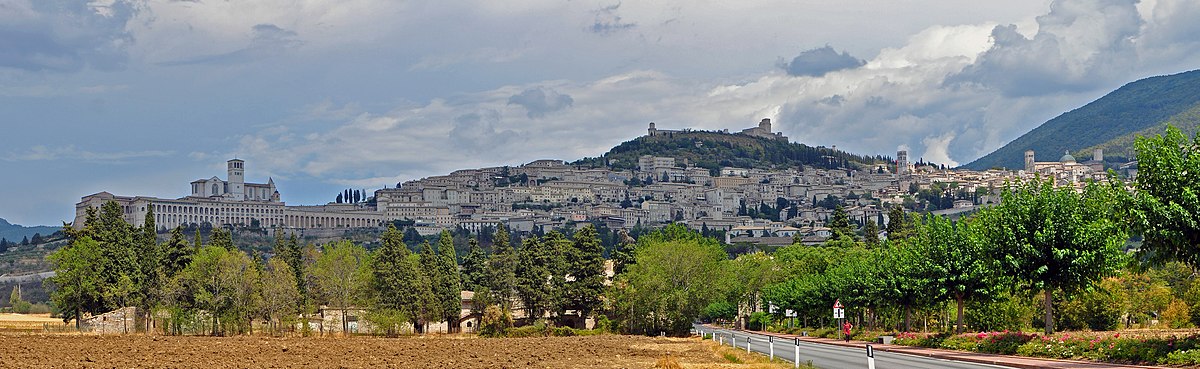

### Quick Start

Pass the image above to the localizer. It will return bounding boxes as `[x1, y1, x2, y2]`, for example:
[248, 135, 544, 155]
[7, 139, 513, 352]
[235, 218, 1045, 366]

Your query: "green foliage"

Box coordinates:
[371, 225, 421, 330]
[486, 226, 517, 311]
[478, 305, 512, 338]
[45, 236, 104, 329]
[609, 224, 728, 336]
[1131, 125, 1200, 268]
[259, 258, 299, 334]
[432, 230, 463, 331]
[747, 311, 771, 331]
[921, 214, 1002, 333]
[700, 301, 736, 322]
[313, 240, 371, 334]
[976, 178, 1128, 334]
[179, 245, 259, 335]
[563, 225, 606, 321]
[965, 69, 1200, 170]
[460, 237, 488, 292]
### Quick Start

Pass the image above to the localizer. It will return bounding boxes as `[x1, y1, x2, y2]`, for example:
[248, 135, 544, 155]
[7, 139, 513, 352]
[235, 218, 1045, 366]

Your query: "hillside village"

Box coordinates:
[368, 120, 1130, 246]
[71, 118, 1135, 250]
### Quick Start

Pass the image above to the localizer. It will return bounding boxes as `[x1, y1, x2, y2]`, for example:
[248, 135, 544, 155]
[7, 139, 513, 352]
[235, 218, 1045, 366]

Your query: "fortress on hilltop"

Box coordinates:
[647, 118, 788, 141]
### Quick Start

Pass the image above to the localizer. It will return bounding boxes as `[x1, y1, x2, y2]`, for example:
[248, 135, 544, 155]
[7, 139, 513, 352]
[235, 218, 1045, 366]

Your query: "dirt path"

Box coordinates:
[0, 334, 768, 368]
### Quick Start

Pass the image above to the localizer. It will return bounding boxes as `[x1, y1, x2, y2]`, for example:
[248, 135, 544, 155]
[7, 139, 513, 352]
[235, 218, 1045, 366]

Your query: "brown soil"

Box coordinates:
[0, 334, 777, 369]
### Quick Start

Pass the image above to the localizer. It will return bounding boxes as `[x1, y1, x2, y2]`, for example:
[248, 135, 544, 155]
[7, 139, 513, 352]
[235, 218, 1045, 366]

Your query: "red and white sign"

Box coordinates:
[833, 299, 843, 309]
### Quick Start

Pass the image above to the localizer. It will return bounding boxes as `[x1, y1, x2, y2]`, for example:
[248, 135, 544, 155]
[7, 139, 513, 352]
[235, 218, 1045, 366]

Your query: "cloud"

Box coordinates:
[507, 87, 574, 118]
[158, 23, 302, 66]
[591, 3, 636, 35]
[5, 145, 173, 163]
[409, 47, 528, 71]
[950, 0, 1143, 96]
[781, 46, 865, 77]
[0, 0, 135, 72]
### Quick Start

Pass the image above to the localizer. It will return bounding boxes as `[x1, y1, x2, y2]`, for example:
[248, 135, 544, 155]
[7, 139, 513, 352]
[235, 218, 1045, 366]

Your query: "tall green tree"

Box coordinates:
[885, 207, 913, 241]
[416, 240, 446, 332]
[259, 258, 300, 334]
[313, 241, 372, 334]
[564, 225, 606, 323]
[46, 236, 105, 330]
[210, 228, 234, 251]
[516, 236, 552, 321]
[828, 205, 857, 242]
[460, 238, 488, 292]
[1130, 126, 1200, 268]
[435, 230, 463, 332]
[371, 225, 424, 334]
[161, 227, 193, 277]
[976, 178, 1128, 334]
[487, 226, 518, 311]
[922, 214, 1002, 333]
[862, 220, 880, 248]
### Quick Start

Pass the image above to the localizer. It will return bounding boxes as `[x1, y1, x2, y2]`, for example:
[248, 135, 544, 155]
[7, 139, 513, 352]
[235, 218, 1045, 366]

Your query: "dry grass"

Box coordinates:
[701, 341, 796, 369]
[654, 354, 684, 369]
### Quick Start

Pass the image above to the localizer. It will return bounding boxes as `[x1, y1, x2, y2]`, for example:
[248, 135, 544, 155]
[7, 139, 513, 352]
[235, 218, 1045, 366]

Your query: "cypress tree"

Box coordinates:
[435, 230, 462, 332]
[565, 225, 605, 324]
[487, 226, 517, 311]
[461, 238, 488, 292]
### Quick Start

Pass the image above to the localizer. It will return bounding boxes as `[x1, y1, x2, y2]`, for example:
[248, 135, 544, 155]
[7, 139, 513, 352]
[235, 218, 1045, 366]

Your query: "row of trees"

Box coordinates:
[46, 202, 608, 335]
[762, 176, 1126, 336]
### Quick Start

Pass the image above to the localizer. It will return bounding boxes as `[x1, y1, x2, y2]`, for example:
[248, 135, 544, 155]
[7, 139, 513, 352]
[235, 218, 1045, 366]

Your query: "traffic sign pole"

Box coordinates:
[769, 336, 774, 360]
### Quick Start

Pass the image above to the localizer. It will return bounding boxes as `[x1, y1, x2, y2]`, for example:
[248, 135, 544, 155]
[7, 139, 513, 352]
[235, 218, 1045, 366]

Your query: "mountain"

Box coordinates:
[0, 218, 60, 244]
[964, 69, 1200, 170]
[573, 128, 884, 173]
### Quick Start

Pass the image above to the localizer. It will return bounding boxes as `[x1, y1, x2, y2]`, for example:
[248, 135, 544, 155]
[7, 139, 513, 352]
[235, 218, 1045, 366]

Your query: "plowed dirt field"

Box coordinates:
[0, 334, 765, 368]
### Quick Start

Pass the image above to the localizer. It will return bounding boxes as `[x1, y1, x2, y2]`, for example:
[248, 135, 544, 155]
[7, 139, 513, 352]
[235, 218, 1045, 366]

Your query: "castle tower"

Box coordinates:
[759, 118, 771, 132]
[648, 122, 657, 136]
[1024, 150, 1035, 172]
[228, 159, 245, 201]
[1093, 148, 1103, 162]
[897, 150, 908, 176]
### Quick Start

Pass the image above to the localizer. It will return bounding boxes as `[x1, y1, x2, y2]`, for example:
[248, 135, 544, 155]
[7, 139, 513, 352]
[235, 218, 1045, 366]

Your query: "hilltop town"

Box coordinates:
[74, 119, 1134, 248]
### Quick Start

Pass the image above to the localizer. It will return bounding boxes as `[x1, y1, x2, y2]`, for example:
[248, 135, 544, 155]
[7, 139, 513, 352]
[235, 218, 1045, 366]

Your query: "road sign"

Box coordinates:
[785, 309, 797, 317]
[769, 303, 779, 314]
[833, 308, 844, 319]
[833, 299, 843, 309]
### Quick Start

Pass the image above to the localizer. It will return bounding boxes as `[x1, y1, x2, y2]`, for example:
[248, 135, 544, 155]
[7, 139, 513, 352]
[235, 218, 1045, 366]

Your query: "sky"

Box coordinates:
[3, 0, 1200, 226]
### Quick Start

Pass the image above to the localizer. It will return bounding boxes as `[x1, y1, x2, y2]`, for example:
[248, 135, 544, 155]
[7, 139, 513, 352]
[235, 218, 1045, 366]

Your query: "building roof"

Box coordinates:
[1059, 151, 1076, 163]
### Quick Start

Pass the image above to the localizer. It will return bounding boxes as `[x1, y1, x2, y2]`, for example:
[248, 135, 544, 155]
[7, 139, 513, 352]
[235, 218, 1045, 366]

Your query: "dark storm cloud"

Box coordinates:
[781, 46, 865, 77]
[0, 0, 135, 72]
[507, 87, 574, 118]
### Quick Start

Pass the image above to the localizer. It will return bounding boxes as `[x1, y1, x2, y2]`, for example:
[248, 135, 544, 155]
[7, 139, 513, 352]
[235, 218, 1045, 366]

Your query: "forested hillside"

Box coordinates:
[574, 130, 884, 174]
[964, 69, 1200, 170]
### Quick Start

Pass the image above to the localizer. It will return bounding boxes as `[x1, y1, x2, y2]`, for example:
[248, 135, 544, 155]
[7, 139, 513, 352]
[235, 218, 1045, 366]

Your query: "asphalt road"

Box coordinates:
[696, 325, 1016, 369]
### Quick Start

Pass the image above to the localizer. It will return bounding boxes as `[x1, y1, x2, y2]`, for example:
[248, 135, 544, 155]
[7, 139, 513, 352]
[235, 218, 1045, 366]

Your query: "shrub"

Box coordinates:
[478, 305, 513, 338]
[1163, 299, 1193, 329]
[974, 331, 1035, 355]
[595, 315, 613, 333]
[1165, 349, 1200, 365]
[747, 312, 771, 331]
[967, 295, 1034, 332]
